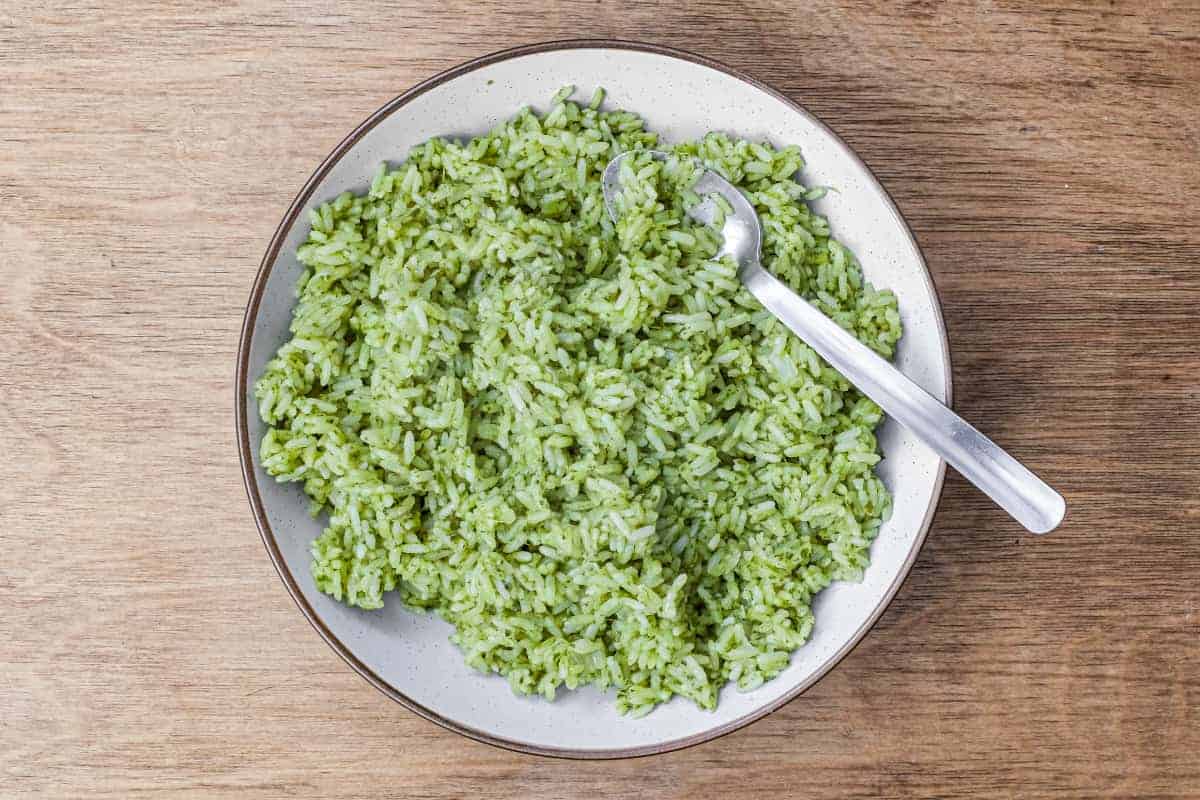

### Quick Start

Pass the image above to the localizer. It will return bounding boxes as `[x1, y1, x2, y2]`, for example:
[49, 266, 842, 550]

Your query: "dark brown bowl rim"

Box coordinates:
[235, 38, 952, 760]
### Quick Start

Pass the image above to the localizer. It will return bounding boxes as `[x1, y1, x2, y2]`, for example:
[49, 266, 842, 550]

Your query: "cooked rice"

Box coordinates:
[255, 88, 901, 715]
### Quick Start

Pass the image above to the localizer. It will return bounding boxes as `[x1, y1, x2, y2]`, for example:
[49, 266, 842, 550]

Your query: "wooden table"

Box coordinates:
[3, 2, 1197, 797]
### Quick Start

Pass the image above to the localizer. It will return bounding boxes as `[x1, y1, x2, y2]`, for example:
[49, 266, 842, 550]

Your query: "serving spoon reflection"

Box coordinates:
[602, 150, 1065, 534]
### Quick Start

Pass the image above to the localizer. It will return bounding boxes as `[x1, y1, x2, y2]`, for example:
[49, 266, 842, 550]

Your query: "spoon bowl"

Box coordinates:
[603, 149, 762, 263]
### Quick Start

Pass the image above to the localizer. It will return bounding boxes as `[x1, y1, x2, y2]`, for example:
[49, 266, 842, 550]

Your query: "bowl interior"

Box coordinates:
[240, 44, 949, 757]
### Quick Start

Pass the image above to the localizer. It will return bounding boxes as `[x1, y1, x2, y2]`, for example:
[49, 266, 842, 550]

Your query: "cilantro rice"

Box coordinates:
[255, 88, 901, 715]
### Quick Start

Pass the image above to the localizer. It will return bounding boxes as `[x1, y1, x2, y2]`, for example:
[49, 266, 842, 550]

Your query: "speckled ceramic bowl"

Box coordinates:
[236, 40, 951, 758]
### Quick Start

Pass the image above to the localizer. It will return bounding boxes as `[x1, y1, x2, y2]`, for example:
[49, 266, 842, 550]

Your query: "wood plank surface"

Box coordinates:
[2, 1, 1197, 797]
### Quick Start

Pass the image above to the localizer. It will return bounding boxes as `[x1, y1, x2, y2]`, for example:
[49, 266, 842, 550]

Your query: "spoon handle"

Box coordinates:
[741, 264, 1065, 534]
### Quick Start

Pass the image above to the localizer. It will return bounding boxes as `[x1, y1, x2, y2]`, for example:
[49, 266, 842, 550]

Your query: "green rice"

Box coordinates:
[255, 88, 901, 715]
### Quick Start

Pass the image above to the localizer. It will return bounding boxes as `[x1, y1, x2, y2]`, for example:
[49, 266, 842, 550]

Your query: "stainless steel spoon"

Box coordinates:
[602, 150, 1066, 534]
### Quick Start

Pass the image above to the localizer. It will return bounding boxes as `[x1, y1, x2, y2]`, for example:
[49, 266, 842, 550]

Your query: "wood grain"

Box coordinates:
[2, 1, 1198, 797]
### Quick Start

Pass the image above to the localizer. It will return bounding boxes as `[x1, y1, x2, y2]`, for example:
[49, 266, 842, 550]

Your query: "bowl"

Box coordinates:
[236, 39, 951, 758]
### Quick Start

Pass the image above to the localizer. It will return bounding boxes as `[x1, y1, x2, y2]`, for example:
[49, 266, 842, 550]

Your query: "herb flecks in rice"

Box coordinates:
[255, 90, 901, 715]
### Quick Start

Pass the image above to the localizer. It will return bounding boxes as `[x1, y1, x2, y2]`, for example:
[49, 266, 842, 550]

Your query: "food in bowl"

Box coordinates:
[254, 87, 901, 715]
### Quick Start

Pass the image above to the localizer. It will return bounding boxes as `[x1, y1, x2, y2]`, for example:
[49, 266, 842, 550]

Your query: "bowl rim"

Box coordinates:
[236, 38, 952, 760]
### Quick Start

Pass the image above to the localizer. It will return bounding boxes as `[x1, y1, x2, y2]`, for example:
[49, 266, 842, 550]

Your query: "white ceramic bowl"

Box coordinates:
[237, 40, 951, 758]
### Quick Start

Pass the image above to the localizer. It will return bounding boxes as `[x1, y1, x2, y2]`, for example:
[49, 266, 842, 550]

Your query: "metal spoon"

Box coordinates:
[602, 150, 1065, 534]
